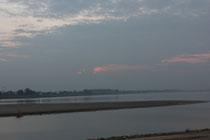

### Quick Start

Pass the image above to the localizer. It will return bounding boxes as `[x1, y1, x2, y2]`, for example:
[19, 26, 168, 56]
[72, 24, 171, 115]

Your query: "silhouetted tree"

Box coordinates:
[24, 88, 36, 95]
[17, 90, 24, 95]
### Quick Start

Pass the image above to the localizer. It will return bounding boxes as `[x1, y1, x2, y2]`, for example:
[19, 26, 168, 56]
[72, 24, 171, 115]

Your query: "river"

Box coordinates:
[0, 91, 210, 140]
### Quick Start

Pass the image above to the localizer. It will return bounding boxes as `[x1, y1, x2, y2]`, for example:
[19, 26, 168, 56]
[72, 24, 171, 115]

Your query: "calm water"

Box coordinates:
[0, 92, 210, 140]
[0, 91, 209, 104]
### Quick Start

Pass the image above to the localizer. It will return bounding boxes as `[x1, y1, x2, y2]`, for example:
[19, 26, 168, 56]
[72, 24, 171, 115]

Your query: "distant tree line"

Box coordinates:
[0, 88, 208, 99]
[0, 88, 120, 99]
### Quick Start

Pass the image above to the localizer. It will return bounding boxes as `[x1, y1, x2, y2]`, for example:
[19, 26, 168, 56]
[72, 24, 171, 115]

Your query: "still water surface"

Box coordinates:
[0, 92, 210, 140]
[0, 91, 209, 104]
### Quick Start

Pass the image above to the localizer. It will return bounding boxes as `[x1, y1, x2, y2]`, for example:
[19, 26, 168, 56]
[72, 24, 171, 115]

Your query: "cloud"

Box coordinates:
[0, 0, 130, 48]
[1, 0, 209, 48]
[0, 40, 21, 48]
[0, 53, 30, 63]
[77, 72, 82, 75]
[6, 54, 30, 58]
[0, 58, 7, 62]
[76, 68, 87, 75]
[78, 51, 210, 75]
[92, 64, 152, 74]
[161, 52, 210, 64]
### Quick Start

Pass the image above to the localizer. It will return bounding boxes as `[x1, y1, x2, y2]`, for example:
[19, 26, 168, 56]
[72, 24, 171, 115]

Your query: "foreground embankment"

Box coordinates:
[89, 129, 210, 140]
[0, 100, 205, 117]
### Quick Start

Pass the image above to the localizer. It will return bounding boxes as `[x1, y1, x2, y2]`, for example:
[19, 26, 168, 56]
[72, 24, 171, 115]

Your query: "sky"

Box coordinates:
[0, 0, 210, 91]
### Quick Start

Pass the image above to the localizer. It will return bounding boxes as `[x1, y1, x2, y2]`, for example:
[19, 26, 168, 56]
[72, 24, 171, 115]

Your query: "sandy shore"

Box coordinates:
[0, 100, 205, 117]
[91, 129, 210, 140]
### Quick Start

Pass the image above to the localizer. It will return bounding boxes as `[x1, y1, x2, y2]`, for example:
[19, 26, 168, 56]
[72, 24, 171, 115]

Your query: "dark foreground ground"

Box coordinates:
[0, 100, 205, 117]
[90, 129, 210, 140]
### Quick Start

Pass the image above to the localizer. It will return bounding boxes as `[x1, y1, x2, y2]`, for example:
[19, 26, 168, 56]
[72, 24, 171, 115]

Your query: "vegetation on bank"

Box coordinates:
[0, 88, 120, 99]
[0, 88, 209, 99]
[88, 128, 210, 140]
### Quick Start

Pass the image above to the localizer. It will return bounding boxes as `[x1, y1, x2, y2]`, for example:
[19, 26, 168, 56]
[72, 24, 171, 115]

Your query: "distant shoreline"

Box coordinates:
[0, 100, 206, 117]
[1, 89, 209, 100]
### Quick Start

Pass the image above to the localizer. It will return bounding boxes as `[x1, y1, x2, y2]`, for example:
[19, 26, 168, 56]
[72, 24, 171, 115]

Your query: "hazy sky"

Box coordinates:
[0, 0, 210, 91]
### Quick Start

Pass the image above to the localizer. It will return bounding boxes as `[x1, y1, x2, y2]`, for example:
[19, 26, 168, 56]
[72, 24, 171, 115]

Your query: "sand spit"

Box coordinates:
[0, 100, 205, 117]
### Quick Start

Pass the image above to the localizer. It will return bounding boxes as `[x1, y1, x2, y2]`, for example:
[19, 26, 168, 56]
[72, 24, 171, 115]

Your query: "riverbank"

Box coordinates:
[90, 129, 210, 140]
[0, 100, 205, 117]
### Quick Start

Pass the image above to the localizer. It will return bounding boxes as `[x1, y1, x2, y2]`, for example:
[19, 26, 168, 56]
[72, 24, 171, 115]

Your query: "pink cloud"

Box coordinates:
[0, 53, 30, 59]
[161, 52, 210, 64]
[76, 68, 87, 75]
[7, 54, 30, 58]
[93, 64, 151, 74]
[0, 58, 8, 62]
[77, 72, 82, 75]
[0, 53, 30, 64]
